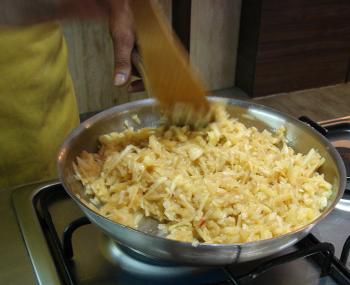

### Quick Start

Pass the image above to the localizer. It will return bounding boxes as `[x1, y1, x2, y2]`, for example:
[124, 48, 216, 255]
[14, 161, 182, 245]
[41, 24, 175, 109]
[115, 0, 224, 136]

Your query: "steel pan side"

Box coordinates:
[80, 202, 312, 265]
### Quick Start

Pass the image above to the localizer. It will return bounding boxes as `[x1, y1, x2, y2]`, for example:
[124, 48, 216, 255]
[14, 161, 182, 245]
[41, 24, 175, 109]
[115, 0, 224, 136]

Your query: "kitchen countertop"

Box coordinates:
[215, 83, 350, 122]
[0, 83, 349, 284]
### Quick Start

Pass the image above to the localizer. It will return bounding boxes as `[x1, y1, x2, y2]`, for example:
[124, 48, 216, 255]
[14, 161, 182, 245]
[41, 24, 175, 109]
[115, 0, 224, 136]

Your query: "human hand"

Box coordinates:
[109, 0, 144, 92]
[4, 0, 145, 91]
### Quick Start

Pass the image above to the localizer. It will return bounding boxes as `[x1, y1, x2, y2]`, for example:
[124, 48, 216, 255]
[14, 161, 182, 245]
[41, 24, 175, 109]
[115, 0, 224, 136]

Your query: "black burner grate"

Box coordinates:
[341, 236, 350, 266]
[34, 186, 350, 285]
[62, 216, 91, 260]
[224, 241, 334, 284]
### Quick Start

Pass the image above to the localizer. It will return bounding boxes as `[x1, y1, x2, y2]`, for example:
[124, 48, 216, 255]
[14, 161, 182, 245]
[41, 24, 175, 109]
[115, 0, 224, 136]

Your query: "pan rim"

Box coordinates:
[57, 97, 346, 249]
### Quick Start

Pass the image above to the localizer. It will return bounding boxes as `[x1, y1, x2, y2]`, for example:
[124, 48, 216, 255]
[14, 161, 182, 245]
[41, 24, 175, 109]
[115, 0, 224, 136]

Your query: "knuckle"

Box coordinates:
[115, 58, 130, 68]
[115, 31, 134, 48]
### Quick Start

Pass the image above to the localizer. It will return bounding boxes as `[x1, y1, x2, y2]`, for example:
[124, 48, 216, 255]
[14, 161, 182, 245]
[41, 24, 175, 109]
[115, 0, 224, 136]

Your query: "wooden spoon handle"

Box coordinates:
[130, 0, 209, 110]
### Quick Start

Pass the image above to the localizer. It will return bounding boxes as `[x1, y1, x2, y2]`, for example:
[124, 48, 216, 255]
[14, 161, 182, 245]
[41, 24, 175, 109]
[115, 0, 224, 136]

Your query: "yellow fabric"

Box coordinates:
[0, 22, 79, 189]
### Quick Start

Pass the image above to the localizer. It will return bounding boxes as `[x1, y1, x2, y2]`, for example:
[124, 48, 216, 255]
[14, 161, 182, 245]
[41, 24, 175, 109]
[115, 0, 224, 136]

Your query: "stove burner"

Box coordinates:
[100, 234, 215, 278]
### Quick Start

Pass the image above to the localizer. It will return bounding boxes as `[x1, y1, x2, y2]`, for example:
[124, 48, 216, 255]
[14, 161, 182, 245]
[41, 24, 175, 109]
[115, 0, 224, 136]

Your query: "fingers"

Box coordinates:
[113, 31, 134, 86]
[109, 0, 144, 92]
[131, 49, 142, 77]
[128, 50, 145, 92]
[128, 79, 145, 93]
[109, 0, 135, 86]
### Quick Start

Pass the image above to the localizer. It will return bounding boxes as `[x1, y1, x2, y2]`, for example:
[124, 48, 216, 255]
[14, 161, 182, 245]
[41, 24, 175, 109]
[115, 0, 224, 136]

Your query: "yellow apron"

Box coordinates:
[0, 22, 79, 189]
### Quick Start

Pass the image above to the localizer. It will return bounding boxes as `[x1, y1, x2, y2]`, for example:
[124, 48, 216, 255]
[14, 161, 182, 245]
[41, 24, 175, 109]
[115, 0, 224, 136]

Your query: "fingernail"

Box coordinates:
[114, 73, 126, 86]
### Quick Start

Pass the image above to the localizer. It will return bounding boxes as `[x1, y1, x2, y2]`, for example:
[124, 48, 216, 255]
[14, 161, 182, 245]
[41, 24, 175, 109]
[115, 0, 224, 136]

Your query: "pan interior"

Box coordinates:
[59, 98, 343, 241]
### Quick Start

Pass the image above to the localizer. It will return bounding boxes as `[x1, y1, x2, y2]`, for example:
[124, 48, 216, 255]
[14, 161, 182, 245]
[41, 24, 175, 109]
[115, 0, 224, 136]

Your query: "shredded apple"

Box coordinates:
[74, 104, 332, 244]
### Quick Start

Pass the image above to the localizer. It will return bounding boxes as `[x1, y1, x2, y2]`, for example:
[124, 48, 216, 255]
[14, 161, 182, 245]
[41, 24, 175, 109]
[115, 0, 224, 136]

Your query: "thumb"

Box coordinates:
[112, 31, 134, 86]
[109, 0, 134, 87]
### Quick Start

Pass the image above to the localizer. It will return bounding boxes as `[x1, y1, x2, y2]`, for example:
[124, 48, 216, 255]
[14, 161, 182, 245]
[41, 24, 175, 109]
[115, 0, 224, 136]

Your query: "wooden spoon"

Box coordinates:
[130, 0, 209, 122]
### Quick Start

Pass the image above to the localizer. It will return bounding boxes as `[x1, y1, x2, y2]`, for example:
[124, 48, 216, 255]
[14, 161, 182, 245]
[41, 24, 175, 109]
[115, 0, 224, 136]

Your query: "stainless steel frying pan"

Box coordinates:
[57, 97, 346, 266]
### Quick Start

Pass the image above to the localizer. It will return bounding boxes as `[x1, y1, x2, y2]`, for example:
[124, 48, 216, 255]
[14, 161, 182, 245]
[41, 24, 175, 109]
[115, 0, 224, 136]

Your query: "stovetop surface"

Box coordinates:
[11, 117, 350, 285]
[31, 184, 343, 285]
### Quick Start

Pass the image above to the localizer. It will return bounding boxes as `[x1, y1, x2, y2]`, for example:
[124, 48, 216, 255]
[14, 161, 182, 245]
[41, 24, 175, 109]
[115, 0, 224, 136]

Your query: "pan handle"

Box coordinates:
[298, 116, 328, 137]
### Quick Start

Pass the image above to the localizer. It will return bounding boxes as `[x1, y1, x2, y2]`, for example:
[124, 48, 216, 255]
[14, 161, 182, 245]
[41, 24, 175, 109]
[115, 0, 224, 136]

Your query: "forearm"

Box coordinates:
[0, 0, 108, 26]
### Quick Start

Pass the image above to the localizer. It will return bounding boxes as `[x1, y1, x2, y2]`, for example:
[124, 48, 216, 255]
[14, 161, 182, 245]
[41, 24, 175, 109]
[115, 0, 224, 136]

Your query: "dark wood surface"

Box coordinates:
[236, 0, 350, 97]
[172, 0, 192, 51]
[235, 0, 262, 95]
[255, 84, 350, 121]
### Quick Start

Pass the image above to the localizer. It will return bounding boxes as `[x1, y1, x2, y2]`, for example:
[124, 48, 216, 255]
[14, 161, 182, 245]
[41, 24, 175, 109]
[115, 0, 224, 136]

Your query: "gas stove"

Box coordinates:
[12, 116, 350, 285]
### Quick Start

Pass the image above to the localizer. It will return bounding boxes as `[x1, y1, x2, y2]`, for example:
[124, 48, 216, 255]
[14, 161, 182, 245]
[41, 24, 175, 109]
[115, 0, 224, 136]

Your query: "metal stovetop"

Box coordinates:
[10, 116, 350, 285]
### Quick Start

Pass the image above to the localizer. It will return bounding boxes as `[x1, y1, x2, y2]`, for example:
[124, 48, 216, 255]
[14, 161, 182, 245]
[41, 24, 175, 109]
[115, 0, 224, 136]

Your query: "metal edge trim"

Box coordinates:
[319, 116, 350, 127]
[11, 180, 62, 285]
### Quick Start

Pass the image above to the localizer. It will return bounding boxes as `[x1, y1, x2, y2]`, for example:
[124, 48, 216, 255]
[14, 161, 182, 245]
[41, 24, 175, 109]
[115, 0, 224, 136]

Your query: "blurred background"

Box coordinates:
[62, 0, 350, 120]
